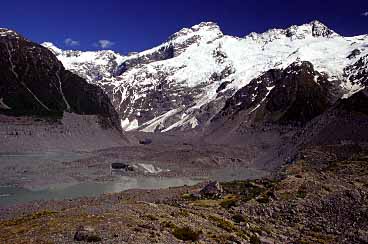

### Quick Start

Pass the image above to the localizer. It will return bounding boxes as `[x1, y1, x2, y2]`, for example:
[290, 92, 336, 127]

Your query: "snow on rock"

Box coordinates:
[342, 53, 368, 98]
[0, 28, 22, 39]
[41, 42, 63, 55]
[41, 42, 126, 83]
[139, 108, 182, 133]
[121, 118, 139, 131]
[136, 163, 164, 174]
[45, 21, 368, 132]
[0, 98, 11, 110]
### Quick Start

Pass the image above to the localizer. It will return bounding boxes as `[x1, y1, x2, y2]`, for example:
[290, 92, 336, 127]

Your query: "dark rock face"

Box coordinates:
[116, 44, 175, 75]
[264, 62, 331, 124]
[216, 61, 334, 126]
[0, 29, 120, 130]
[296, 88, 368, 146]
[216, 81, 232, 93]
[217, 69, 282, 120]
[310, 20, 336, 37]
[344, 54, 368, 87]
[210, 65, 235, 82]
[212, 44, 228, 64]
[347, 49, 361, 59]
[339, 88, 368, 115]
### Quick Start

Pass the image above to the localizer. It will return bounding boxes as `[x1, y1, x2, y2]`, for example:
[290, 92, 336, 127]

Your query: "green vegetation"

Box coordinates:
[232, 213, 246, 223]
[160, 220, 177, 229]
[172, 226, 202, 241]
[221, 180, 276, 202]
[296, 190, 307, 198]
[296, 185, 308, 199]
[210, 233, 241, 243]
[256, 190, 275, 204]
[171, 209, 190, 217]
[181, 193, 198, 200]
[208, 215, 235, 232]
[145, 214, 158, 221]
[1, 210, 58, 227]
[191, 199, 220, 208]
[220, 195, 239, 209]
[250, 234, 261, 244]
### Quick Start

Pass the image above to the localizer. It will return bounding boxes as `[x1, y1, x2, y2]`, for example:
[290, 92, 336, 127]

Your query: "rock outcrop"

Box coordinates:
[215, 61, 335, 127]
[0, 28, 121, 130]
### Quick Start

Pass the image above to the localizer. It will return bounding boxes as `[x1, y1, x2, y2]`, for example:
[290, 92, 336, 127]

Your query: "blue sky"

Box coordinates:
[1, 0, 367, 54]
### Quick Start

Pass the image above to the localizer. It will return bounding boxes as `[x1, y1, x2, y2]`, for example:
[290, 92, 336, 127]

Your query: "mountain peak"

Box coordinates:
[168, 21, 223, 43]
[191, 21, 221, 31]
[0, 28, 22, 39]
[306, 20, 338, 37]
[246, 20, 338, 43]
[41, 42, 63, 55]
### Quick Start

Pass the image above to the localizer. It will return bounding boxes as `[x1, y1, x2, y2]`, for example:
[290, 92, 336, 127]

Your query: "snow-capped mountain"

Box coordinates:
[42, 42, 126, 83]
[43, 20, 368, 132]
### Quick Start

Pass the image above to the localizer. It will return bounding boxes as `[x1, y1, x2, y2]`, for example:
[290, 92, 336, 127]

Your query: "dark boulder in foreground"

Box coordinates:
[200, 181, 224, 198]
[74, 226, 101, 242]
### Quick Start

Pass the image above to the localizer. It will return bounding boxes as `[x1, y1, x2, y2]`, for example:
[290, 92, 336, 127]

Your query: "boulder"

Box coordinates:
[74, 225, 101, 242]
[139, 138, 153, 145]
[200, 181, 224, 198]
[111, 162, 134, 172]
[111, 162, 129, 170]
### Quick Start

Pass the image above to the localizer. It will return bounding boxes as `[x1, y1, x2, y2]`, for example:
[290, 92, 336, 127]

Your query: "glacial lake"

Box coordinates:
[0, 151, 269, 207]
[0, 176, 203, 207]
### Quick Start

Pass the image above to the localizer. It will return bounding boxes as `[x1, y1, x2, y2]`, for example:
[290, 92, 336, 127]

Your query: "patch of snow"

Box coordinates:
[140, 108, 181, 132]
[341, 82, 365, 99]
[0, 98, 11, 110]
[249, 86, 275, 114]
[121, 118, 139, 131]
[137, 163, 163, 174]
[41, 42, 63, 55]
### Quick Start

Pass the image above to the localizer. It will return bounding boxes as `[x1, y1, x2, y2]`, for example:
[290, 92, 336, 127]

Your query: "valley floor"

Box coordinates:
[0, 144, 367, 243]
[0, 119, 281, 205]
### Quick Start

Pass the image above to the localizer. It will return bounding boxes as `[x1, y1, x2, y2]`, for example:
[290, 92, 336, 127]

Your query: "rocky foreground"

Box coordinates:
[0, 144, 367, 244]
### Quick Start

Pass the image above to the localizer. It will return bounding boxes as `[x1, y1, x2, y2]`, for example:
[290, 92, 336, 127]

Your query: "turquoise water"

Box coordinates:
[0, 176, 202, 207]
[0, 152, 269, 207]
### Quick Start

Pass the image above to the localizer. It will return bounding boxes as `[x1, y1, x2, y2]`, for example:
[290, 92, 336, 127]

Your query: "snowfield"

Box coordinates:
[43, 21, 368, 132]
